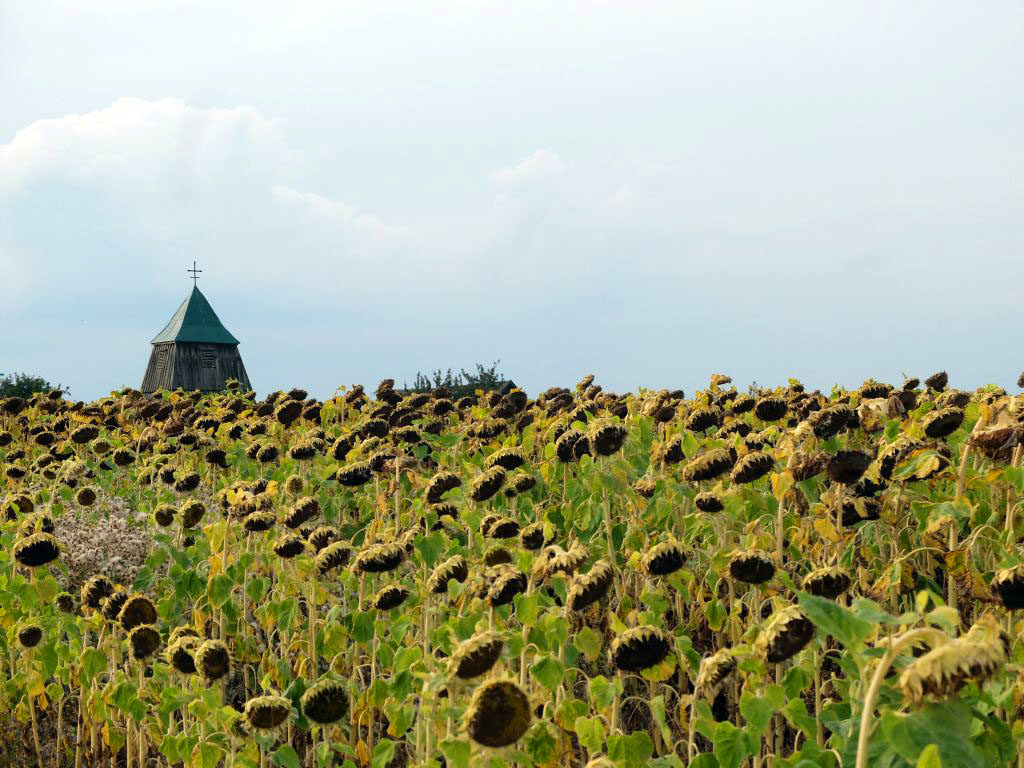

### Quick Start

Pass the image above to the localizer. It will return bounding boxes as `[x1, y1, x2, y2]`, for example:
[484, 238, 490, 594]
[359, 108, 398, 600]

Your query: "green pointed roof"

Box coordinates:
[151, 287, 240, 345]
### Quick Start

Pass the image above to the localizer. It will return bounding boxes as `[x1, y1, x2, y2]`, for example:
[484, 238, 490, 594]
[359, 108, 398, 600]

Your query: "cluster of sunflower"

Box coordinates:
[2, 369, 1024, 768]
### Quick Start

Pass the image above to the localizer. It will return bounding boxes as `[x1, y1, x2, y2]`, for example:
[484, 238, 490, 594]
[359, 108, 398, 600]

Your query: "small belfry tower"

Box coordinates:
[140, 263, 252, 393]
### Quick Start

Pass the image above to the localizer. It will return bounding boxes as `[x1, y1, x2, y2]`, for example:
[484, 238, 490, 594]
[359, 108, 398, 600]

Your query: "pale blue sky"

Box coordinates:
[2, 1, 1022, 399]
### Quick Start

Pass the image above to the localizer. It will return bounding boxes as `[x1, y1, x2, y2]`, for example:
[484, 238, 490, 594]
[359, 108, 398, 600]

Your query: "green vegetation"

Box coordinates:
[2, 371, 1024, 768]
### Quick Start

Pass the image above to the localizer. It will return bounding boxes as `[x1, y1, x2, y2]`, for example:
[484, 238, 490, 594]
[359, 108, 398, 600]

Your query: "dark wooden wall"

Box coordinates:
[141, 342, 252, 393]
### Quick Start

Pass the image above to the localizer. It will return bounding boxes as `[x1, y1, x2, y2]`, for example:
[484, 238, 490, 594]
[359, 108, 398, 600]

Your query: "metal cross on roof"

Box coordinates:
[188, 261, 202, 287]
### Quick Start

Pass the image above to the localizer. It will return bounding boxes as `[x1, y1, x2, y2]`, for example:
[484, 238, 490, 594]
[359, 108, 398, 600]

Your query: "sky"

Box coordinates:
[1, 1, 1022, 401]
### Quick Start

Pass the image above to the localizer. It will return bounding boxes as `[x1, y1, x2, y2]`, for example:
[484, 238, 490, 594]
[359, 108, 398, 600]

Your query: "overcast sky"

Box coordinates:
[2, 1, 1022, 400]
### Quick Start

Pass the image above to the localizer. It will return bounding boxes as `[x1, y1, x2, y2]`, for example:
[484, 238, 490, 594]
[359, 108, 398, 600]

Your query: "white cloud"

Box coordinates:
[490, 149, 564, 188]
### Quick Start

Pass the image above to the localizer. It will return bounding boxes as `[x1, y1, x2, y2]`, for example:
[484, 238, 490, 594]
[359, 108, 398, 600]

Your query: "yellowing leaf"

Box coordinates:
[813, 517, 840, 543]
[771, 471, 794, 503]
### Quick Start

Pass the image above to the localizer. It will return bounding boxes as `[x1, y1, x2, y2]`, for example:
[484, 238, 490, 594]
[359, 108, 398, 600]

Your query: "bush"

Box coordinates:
[0, 372, 62, 398]
[406, 361, 512, 397]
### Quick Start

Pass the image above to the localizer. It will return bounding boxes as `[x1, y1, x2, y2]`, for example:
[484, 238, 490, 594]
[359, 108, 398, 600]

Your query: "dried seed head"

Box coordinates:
[285, 497, 320, 529]
[179, 500, 206, 529]
[756, 605, 815, 663]
[695, 648, 736, 693]
[128, 624, 161, 659]
[731, 451, 774, 484]
[307, 525, 341, 553]
[355, 541, 406, 573]
[589, 422, 628, 456]
[754, 397, 787, 422]
[13, 532, 60, 567]
[610, 626, 671, 672]
[75, 486, 98, 507]
[18, 624, 43, 648]
[429, 556, 469, 594]
[802, 566, 851, 600]
[899, 614, 1007, 704]
[464, 679, 531, 748]
[81, 575, 115, 610]
[682, 448, 734, 483]
[923, 407, 965, 440]
[372, 584, 410, 611]
[567, 560, 614, 611]
[273, 534, 307, 559]
[469, 467, 506, 503]
[487, 566, 528, 607]
[425, 471, 462, 504]
[315, 541, 352, 574]
[642, 540, 687, 576]
[992, 564, 1024, 610]
[729, 549, 776, 585]
[632, 475, 657, 498]
[301, 679, 350, 725]
[102, 591, 130, 623]
[195, 639, 232, 681]
[826, 450, 872, 485]
[166, 636, 198, 674]
[119, 594, 157, 631]
[245, 695, 293, 730]
[336, 461, 372, 487]
[486, 447, 525, 471]
[451, 631, 505, 679]
[694, 491, 724, 513]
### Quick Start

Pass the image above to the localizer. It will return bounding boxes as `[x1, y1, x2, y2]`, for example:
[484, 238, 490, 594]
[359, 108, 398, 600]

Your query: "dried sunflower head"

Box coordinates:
[81, 575, 114, 611]
[682, 448, 734, 483]
[567, 560, 614, 611]
[686, 406, 722, 433]
[336, 461, 373, 487]
[632, 475, 657, 498]
[899, 614, 1007, 704]
[486, 447, 525, 471]
[56, 592, 75, 613]
[355, 542, 406, 573]
[754, 397, 787, 422]
[992, 564, 1024, 610]
[245, 695, 292, 730]
[285, 497, 320, 529]
[922, 407, 965, 439]
[307, 525, 340, 553]
[195, 639, 231, 681]
[428, 555, 469, 594]
[18, 624, 43, 648]
[179, 500, 206, 529]
[487, 567, 528, 607]
[102, 591, 129, 623]
[244, 511, 276, 533]
[373, 584, 410, 611]
[469, 467, 506, 503]
[166, 636, 198, 674]
[755, 605, 815, 663]
[119, 594, 157, 631]
[519, 522, 547, 550]
[425, 471, 462, 504]
[555, 430, 585, 463]
[315, 541, 352, 574]
[802, 566, 851, 600]
[642, 540, 687, 576]
[731, 451, 774, 484]
[13, 533, 60, 567]
[484, 546, 513, 567]
[694, 491, 725, 513]
[925, 371, 949, 391]
[589, 422, 628, 456]
[153, 504, 176, 527]
[610, 626, 671, 671]
[451, 631, 505, 679]
[695, 648, 736, 693]
[75, 486, 98, 507]
[273, 534, 307, 559]
[826, 450, 871, 485]
[301, 679, 350, 725]
[487, 517, 520, 539]
[128, 624, 161, 659]
[729, 549, 775, 585]
[464, 679, 531, 748]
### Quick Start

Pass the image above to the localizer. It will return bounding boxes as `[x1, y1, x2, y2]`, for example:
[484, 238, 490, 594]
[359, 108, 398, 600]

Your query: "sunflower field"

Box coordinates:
[3, 372, 1024, 768]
